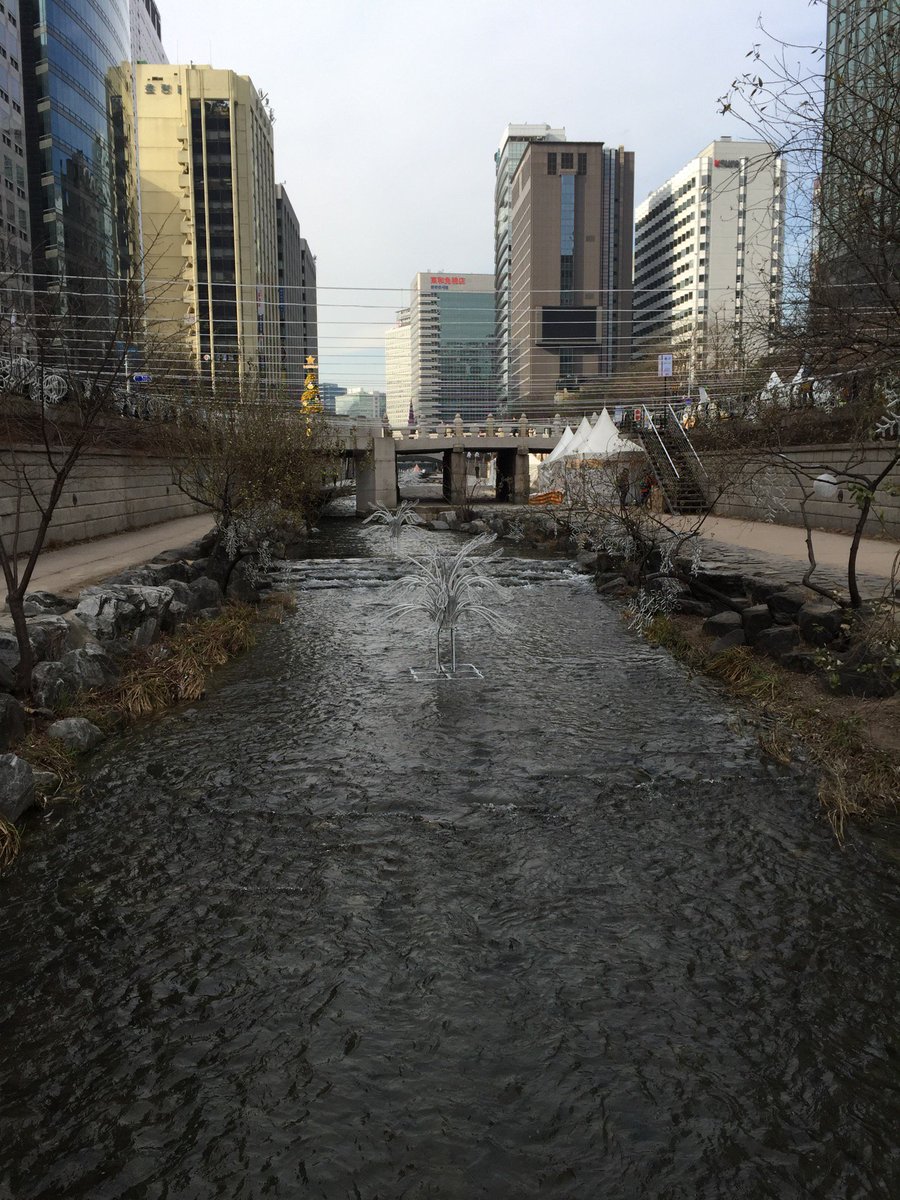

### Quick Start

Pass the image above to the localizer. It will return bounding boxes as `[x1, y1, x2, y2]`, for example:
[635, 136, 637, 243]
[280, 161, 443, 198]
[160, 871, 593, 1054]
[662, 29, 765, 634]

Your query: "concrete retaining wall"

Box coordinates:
[710, 442, 900, 538]
[1, 445, 203, 554]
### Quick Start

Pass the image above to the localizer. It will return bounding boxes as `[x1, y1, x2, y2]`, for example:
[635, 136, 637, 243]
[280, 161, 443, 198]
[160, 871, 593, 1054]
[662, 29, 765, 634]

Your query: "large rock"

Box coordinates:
[781, 649, 822, 674]
[146, 560, 192, 584]
[743, 576, 785, 605]
[767, 586, 811, 620]
[74, 585, 173, 646]
[25, 614, 69, 664]
[30, 662, 72, 711]
[0, 695, 25, 751]
[188, 575, 223, 615]
[674, 597, 713, 618]
[32, 641, 122, 712]
[0, 662, 15, 694]
[702, 610, 742, 638]
[47, 717, 105, 753]
[0, 754, 34, 821]
[0, 630, 21, 672]
[61, 646, 119, 692]
[742, 604, 774, 643]
[753, 625, 801, 661]
[798, 602, 844, 646]
[830, 664, 896, 699]
[161, 579, 194, 631]
[225, 559, 261, 605]
[23, 591, 75, 617]
[691, 569, 749, 598]
[61, 614, 100, 652]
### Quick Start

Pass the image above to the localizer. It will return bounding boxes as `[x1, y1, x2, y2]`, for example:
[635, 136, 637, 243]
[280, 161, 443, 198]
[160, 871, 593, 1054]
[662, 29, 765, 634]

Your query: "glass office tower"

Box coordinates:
[20, 0, 136, 313]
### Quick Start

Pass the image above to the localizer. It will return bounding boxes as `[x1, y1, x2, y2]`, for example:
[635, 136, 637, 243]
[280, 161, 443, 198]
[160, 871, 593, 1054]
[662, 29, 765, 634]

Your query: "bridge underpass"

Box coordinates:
[348, 414, 559, 514]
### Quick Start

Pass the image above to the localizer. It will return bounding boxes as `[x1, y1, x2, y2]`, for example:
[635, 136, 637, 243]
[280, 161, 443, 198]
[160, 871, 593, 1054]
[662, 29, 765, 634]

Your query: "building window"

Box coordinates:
[577, 152, 587, 175]
[547, 152, 557, 175]
[561, 152, 573, 170]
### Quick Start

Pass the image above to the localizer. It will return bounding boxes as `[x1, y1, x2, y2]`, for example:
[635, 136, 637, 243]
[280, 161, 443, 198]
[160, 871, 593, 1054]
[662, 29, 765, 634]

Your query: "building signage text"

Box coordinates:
[430, 276, 466, 286]
[714, 158, 741, 168]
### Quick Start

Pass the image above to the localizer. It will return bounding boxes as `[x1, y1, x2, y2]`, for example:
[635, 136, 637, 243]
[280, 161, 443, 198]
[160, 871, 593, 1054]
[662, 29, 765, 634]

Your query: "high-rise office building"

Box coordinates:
[507, 141, 634, 410]
[404, 272, 495, 426]
[385, 307, 411, 427]
[632, 137, 784, 376]
[275, 184, 317, 394]
[135, 65, 280, 386]
[0, 1, 31, 325]
[819, 1, 898, 287]
[20, 0, 138, 311]
[494, 124, 565, 410]
[130, 0, 166, 63]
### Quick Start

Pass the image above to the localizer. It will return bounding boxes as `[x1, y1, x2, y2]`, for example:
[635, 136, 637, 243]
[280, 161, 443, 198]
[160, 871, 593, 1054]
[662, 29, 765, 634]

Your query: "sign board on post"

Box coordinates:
[657, 353, 673, 378]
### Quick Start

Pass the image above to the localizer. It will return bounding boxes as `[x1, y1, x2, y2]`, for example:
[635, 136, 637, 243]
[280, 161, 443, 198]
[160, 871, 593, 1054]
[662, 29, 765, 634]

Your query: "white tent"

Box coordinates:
[760, 371, 785, 406]
[542, 423, 575, 467]
[560, 415, 594, 456]
[577, 408, 643, 458]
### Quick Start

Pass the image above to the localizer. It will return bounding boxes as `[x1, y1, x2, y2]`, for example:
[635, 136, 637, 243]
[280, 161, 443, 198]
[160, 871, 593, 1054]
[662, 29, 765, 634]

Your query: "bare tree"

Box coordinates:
[162, 379, 345, 588]
[0, 262, 181, 692]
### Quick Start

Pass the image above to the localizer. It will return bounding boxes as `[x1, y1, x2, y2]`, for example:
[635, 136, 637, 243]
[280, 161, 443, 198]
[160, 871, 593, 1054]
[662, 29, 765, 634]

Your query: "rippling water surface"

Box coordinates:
[1, 519, 898, 1199]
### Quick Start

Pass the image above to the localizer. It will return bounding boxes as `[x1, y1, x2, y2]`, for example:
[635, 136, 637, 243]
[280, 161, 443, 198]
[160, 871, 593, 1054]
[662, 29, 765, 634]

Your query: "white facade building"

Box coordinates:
[494, 124, 565, 409]
[633, 137, 785, 376]
[385, 307, 412, 427]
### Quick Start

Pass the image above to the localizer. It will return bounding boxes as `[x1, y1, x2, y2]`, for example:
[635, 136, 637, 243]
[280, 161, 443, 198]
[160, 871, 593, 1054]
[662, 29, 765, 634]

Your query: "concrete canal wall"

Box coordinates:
[0, 444, 202, 555]
[709, 442, 900, 539]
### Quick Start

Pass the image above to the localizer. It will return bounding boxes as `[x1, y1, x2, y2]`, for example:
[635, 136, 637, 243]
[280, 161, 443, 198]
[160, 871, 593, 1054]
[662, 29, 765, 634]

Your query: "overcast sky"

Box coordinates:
[162, 0, 827, 388]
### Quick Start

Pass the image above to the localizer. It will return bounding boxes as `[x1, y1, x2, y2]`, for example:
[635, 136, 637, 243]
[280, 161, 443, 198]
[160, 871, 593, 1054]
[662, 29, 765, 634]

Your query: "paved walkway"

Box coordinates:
[10, 514, 214, 601]
[7, 508, 898, 607]
[681, 514, 898, 598]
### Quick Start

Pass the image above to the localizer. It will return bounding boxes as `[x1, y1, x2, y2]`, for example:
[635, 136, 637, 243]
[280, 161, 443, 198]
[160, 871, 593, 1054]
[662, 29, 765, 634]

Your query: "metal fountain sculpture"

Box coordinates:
[362, 500, 423, 552]
[386, 532, 508, 676]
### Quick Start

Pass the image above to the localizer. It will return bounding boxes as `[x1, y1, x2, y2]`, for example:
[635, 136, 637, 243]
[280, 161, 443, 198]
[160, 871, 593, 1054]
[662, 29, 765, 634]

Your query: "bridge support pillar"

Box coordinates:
[495, 447, 531, 504]
[355, 436, 397, 514]
[442, 448, 467, 506]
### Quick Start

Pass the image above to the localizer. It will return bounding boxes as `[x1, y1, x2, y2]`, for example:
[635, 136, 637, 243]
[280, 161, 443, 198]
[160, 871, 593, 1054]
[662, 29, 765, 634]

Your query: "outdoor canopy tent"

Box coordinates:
[572, 408, 643, 458]
[542, 423, 576, 467]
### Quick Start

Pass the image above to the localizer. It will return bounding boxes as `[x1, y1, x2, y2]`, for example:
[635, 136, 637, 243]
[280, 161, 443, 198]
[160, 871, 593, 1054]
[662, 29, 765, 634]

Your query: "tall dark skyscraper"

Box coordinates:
[275, 183, 317, 394]
[20, 0, 137, 313]
[507, 140, 634, 411]
[819, 0, 898, 282]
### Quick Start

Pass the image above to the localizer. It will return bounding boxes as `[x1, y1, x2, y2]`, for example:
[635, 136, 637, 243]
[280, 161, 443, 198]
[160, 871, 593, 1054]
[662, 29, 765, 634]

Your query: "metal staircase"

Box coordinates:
[627, 405, 708, 514]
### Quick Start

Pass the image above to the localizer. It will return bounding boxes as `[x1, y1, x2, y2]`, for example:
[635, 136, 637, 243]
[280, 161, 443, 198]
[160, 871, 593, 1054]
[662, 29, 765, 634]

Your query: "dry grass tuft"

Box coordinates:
[644, 614, 900, 843]
[18, 732, 81, 796]
[67, 602, 259, 729]
[0, 818, 21, 871]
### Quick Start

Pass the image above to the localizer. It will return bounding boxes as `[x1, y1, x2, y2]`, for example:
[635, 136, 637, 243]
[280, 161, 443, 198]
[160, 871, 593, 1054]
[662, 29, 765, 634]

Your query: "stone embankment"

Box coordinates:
[0, 527, 276, 825]
[416, 505, 899, 702]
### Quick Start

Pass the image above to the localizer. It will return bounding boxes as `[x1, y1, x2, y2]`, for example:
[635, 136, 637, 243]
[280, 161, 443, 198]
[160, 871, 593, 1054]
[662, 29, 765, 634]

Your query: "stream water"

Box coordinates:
[0, 518, 897, 1199]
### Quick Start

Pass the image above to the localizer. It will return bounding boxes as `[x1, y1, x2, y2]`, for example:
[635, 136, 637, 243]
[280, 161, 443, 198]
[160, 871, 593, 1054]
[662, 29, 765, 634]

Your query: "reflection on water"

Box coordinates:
[0, 519, 897, 1199]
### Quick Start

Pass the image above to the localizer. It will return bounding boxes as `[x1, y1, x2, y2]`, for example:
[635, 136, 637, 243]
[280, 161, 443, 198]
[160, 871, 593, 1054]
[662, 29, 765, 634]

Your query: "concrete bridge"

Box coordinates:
[338, 413, 563, 513]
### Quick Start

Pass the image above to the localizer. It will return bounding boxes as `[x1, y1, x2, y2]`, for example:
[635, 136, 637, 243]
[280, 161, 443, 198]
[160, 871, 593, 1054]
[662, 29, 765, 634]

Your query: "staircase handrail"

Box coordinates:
[644, 410, 680, 479]
[666, 404, 708, 478]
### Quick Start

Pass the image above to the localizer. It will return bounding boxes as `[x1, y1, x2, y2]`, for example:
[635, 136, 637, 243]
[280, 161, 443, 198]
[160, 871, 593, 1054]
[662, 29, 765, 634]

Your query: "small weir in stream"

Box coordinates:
[0, 517, 897, 1198]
